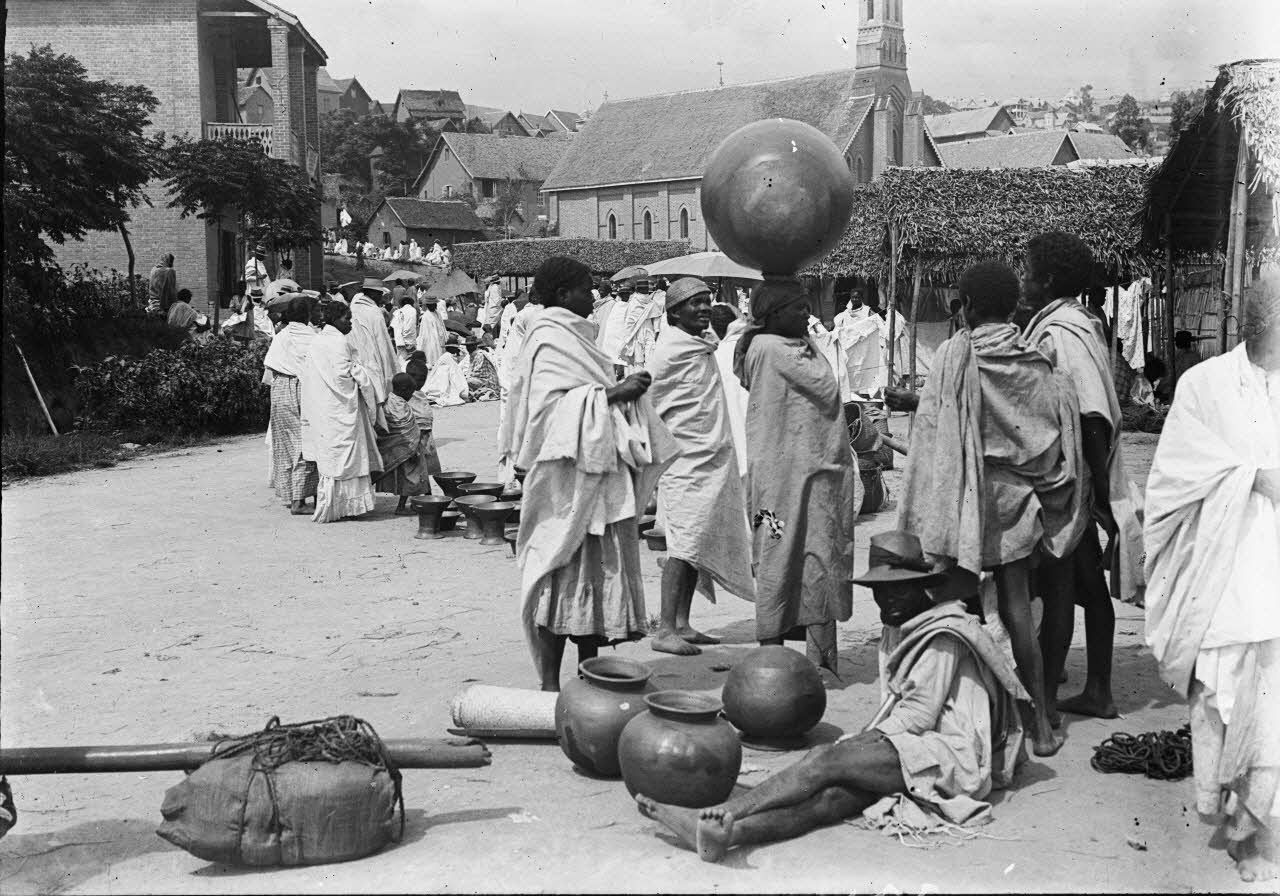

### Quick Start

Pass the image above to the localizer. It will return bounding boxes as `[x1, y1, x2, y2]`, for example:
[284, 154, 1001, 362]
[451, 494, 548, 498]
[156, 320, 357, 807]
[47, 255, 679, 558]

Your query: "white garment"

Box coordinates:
[1114, 279, 1148, 372]
[808, 316, 851, 400]
[832, 304, 886, 396]
[713, 323, 749, 473]
[601, 300, 631, 364]
[423, 353, 469, 406]
[391, 304, 418, 349]
[244, 257, 271, 290]
[483, 283, 504, 329]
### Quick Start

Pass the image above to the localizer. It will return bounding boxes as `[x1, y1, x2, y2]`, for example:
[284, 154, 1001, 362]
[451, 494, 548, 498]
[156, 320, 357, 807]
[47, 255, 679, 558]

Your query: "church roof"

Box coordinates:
[940, 130, 1135, 169]
[424, 133, 568, 186]
[542, 69, 877, 191]
[316, 67, 341, 93]
[925, 106, 1011, 139]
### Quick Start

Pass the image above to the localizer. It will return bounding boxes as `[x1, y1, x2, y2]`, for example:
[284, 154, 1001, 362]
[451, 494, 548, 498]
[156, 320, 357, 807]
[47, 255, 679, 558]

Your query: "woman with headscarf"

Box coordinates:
[148, 254, 177, 315]
[499, 256, 676, 691]
[734, 279, 860, 673]
[264, 296, 319, 514]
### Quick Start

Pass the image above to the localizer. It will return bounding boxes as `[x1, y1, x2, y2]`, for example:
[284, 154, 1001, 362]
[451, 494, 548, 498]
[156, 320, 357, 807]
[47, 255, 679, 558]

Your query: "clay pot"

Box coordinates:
[642, 526, 667, 552]
[438, 510, 462, 532]
[555, 656, 654, 777]
[434, 471, 477, 498]
[459, 481, 505, 500]
[618, 691, 742, 808]
[472, 501, 515, 545]
[500, 484, 522, 502]
[409, 495, 454, 540]
[513, 467, 528, 485]
[701, 119, 855, 276]
[453, 494, 497, 540]
[721, 646, 826, 740]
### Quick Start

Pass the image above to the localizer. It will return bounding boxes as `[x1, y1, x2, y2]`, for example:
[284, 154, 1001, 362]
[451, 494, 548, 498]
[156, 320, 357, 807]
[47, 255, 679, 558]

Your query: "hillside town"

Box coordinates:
[2, 0, 1279, 893]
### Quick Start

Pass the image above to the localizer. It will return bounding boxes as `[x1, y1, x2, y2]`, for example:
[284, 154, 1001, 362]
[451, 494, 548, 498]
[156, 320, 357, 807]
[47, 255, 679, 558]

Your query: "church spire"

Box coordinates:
[856, 0, 907, 72]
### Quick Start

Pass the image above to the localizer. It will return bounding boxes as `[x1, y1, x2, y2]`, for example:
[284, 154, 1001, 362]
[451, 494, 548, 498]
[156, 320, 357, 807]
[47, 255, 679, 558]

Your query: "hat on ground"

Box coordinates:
[665, 277, 712, 310]
[361, 277, 387, 293]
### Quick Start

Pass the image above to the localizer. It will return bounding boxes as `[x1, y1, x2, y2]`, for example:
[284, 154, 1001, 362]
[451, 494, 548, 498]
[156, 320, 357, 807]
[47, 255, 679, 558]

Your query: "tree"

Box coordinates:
[463, 116, 493, 134]
[1169, 87, 1207, 138]
[319, 110, 430, 196]
[920, 94, 953, 115]
[1110, 94, 1152, 152]
[4, 45, 165, 293]
[1078, 84, 1095, 121]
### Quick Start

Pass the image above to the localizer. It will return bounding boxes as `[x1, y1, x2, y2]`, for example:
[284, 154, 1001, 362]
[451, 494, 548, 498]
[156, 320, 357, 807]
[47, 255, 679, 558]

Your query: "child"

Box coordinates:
[374, 373, 441, 513]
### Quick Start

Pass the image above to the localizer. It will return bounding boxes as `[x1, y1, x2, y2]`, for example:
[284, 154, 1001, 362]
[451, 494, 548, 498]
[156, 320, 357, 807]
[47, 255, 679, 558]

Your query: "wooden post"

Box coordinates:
[10, 336, 59, 436]
[1164, 213, 1177, 392]
[1110, 283, 1120, 370]
[1225, 129, 1249, 352]
[886, 227, 898, 389]
[907, 262, 923, 391]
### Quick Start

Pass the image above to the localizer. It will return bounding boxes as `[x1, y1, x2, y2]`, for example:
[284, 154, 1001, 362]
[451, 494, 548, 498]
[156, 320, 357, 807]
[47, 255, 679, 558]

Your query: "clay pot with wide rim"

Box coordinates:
[438, 510, 462, 532]
[618, 691, 742, 808]
[409, 494, 453, 539]
[472, 501, 515, 545]
[454, 494, 497, 539]
[555, 656, 654, 777]
[434, 471, 477, 498]
[721, 645, 826, 740]
[458, 481, 505, 500]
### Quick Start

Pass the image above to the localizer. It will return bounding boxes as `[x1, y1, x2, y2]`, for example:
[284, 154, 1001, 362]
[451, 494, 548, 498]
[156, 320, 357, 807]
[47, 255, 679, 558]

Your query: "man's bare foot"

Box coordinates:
[1228, 834, 1278, 882]
[1031, 728, 1065, 757]
[636, 794, 698, 852]
[677, 627, 721, 646]
[1057, 689, 1118, 720]
[697, 808, 735, 863]
[651, 631, 701, 656]
[290, 501, 309, 515]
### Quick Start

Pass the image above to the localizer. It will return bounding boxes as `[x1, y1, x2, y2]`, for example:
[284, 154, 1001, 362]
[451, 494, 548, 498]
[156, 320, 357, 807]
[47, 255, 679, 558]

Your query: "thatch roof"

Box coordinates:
[813, 165, 1154, 280]
[1143, 58, 1280, 263]
[452, 238, 693, 276]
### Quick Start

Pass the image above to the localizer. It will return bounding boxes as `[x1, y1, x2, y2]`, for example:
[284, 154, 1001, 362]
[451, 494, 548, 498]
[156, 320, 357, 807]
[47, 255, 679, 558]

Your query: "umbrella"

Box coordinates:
[382, 270, 422, 283]
[424, 269, 480, 299]
[644, 252, 762, 281]
[611, 265, 648, 284]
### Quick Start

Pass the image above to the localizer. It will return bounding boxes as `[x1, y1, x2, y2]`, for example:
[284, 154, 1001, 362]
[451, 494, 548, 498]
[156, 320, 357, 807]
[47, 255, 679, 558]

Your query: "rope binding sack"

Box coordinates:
[157, 714, 405, 866]
[1090, 724, 1193, 781]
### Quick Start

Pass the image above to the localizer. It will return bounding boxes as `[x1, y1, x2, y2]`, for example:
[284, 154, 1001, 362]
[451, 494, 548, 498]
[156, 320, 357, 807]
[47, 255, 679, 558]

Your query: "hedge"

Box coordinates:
[451, 238, 694, 276]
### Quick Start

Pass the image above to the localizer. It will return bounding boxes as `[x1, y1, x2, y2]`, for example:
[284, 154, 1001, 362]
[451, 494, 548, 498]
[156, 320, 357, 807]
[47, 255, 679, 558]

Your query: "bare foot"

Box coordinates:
[290, 502, 309, 516]
[1057, 690, 1118, 720]
[636, 794, 698, 852]
[1032, 728, 1066, 757]
[651, 632, 701, 656]
[677, 627, 721, 646]
[697, 808, 735, 863]
[1229, 834, 1279, 882]
[394, 507, 416, 516]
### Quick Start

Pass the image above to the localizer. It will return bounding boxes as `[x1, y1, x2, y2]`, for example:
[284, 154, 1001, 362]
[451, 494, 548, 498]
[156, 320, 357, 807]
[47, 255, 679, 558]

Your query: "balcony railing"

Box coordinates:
[203, 123, 273, 156]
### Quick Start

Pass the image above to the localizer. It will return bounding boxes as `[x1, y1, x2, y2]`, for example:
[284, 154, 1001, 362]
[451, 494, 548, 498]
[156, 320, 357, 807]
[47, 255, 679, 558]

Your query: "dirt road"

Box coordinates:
[0, 407, 1263, 893]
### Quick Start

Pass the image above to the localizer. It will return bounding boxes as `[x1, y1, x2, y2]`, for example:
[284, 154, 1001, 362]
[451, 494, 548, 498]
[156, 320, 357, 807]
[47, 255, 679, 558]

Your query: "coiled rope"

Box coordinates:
[1090, 724, 1193, 781]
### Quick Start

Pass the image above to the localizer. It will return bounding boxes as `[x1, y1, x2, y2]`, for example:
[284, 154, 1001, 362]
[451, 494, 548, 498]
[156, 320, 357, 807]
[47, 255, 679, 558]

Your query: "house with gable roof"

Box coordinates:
[364, 197, 486, 250]
[317, 68, 372, 117]
[393, 89, 467, 130]
[541, 0, 939, 246]
[924, 106, 1017, 143]
[939, 130, 1137, 168]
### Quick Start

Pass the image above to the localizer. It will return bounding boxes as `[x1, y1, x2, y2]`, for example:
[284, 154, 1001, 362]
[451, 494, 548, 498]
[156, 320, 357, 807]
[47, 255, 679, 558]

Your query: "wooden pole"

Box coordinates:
[1164, 213, 1177, 393]
[1226, 128, 1250, 352]
[886, 227, 899, 389]
[907, 262, 923, 391]
[0, 738, 492, 775]
[10, 336, 59, 436]
[1110, 283, 1120, 371]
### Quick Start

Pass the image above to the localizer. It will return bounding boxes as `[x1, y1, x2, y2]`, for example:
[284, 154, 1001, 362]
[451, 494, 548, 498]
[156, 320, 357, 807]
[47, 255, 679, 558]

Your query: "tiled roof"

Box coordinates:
[398, 89, 466, 117]
[476, 111, 528, 132]
[925, 107, 1010, 139]
[547, 110, 582, 131]
[383, 197, 486, 232]
[542, 69, 876, 191]
[316, 67, 341, 93]
[333, 77, 354, 93]
[465, 104, 505, 119]
[437, 133, 567, 182]
[940, 130, 1135, 169]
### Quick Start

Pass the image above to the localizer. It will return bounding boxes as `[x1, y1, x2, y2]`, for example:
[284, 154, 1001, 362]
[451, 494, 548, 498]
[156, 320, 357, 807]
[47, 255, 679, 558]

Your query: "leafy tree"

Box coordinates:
[920, 94, 952, 115]
[463, 116, 493, 134]
[4, 45, 165, 294]
[1109, 94, 1152, 152]
[1078, 84, 1095, 121]
[319, 110, 429, 196]
[1169, 87, 1207, 137]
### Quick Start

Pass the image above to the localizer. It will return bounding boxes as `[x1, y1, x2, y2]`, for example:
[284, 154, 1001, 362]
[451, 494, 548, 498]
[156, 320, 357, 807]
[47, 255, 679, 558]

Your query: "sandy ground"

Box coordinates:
[0, 407, 1269, 894]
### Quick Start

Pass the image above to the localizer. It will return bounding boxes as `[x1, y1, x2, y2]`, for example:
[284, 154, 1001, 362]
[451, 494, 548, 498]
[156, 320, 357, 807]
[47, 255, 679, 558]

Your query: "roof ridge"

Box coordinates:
[599, 66, 861, 106]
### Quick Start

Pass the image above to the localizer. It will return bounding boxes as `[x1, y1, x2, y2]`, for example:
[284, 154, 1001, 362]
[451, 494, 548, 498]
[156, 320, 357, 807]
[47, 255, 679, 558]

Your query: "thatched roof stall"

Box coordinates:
[451, 238, 693, 278]
[1142, 58, 1280, 359]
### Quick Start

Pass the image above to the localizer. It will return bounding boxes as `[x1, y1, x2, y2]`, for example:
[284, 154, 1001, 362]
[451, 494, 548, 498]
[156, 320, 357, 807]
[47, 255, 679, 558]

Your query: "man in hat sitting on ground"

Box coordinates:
[637, 531, 1030, 863]
[645, 277, 755, 655]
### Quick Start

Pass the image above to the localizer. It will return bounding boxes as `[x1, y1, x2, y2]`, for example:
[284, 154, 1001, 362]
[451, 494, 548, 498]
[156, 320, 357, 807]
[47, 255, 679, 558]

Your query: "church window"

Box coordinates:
[607, 213, 617, 240]
[856, 156, 865, 183]
[643, 209, 653, 240]
[679, 207, 690, 239]
[865, 0, 874, 19]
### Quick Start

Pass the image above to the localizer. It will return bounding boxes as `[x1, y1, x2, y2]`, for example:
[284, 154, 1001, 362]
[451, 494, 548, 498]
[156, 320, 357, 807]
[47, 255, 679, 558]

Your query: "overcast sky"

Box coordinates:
[303, 0, 1279, 112]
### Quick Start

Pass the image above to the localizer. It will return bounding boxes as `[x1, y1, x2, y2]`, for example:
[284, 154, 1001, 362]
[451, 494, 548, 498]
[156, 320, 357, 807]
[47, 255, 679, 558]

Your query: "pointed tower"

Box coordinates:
[854, 0, 912, 103]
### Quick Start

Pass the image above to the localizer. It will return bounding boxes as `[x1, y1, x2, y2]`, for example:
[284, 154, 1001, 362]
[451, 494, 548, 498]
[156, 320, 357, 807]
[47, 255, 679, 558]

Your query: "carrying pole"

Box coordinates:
[886, 227, 899, 389]
[10, 336, 59, 436]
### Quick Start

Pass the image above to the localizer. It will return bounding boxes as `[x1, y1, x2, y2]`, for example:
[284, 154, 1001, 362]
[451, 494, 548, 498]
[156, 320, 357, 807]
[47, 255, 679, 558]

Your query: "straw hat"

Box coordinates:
[361, 277, 387, 293]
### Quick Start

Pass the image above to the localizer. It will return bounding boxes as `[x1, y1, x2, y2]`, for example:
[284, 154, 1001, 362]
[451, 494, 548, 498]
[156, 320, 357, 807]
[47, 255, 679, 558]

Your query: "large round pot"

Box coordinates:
[618, 691, 742, 808]
[555, 656, 654, 777]
[721, 646, 826, 739]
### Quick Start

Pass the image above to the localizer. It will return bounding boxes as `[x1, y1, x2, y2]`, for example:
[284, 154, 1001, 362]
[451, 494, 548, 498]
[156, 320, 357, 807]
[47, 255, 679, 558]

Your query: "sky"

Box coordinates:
[301, 0, 1280, 112]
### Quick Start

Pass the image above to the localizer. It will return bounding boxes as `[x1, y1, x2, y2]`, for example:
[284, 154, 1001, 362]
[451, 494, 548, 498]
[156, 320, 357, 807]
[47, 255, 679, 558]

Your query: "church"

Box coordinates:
[541, 0, 940, 246]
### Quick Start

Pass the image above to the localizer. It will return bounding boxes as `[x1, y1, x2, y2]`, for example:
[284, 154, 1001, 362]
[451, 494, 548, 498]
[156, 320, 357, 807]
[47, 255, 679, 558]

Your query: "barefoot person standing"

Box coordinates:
[637, 531, 1031, 863]
[645, 278, 755, 656]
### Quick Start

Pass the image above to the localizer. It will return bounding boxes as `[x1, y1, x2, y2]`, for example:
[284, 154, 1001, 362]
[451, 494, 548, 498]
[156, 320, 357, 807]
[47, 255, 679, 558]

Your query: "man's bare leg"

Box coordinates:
[652, 558, 702, 656]
[995, 560, 1063, 756]
[1058, 529, 1118, 719]
[1229, 827, 1279, 882]
[637, 731, 904, 862]
[536, 627, 566, 692]
[1038, 552, 1077, 729]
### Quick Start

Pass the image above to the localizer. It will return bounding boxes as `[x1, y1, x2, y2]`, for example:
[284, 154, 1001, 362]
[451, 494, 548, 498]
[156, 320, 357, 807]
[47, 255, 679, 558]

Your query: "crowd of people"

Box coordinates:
[326, 231, 454, 271]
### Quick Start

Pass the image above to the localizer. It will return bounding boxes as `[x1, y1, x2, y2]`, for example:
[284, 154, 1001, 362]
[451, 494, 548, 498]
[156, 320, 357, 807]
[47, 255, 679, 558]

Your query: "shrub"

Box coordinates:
[1, 430, 121, 479]
[75, 336, 270, 435]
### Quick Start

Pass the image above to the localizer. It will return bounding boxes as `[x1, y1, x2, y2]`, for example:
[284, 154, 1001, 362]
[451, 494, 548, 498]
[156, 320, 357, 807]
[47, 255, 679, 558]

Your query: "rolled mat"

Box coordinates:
[449, 685, 558, 737]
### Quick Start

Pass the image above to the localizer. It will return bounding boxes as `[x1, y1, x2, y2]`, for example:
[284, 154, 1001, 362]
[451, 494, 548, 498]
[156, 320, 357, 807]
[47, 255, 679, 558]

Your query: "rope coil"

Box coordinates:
[1090, 724, 1193, 780]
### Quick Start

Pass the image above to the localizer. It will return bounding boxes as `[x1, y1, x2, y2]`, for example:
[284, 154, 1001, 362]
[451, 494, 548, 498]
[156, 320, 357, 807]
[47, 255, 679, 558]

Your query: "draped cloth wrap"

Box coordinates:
[264, 322, 315, 380]
[646, 326, 755, 603]
[1025, 299, 1145, 605]
[899, 324, 1087, 574]
[733, 278, 809, 391]
[348, 294, 399, 402]
[498, 306, 678, 678]
[739, 332, 859, 673]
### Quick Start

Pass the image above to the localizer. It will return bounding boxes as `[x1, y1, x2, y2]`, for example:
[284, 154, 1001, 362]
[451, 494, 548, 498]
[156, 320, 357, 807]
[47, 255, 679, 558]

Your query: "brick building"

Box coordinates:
[365, 198, 486, 250]
[541, 0, 939, 244]
[6, 0, 327, 311]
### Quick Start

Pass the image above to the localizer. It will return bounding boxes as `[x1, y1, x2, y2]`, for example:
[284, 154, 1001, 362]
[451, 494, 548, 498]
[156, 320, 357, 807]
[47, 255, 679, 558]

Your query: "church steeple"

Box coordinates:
[855, 0, 911, 102]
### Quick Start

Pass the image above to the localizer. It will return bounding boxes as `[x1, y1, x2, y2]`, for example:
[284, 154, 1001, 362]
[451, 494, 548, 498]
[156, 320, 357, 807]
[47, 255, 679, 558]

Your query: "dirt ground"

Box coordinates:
[0, 406, 1269, 894]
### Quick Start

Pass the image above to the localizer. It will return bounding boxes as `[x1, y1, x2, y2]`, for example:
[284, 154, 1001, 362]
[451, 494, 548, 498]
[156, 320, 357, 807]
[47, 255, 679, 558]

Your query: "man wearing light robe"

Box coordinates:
[1144, 275, 1280, 883]
[415, 295, 448, 369]
[347, 278, 399, 414]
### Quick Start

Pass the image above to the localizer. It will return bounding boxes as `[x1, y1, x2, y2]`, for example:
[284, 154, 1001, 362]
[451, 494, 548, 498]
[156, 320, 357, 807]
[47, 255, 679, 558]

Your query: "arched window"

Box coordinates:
[643, 209, 652, 241]
[856, 156, 865, 183]
[679, 207, 690, 239]
[865, 0, 874, 19]
[607, 213, 617, 240]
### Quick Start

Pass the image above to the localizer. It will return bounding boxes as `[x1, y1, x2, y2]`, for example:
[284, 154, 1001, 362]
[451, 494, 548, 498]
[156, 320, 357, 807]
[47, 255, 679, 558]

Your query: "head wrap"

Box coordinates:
[732, 279, 811, 390]
[664, 277, 711, 311]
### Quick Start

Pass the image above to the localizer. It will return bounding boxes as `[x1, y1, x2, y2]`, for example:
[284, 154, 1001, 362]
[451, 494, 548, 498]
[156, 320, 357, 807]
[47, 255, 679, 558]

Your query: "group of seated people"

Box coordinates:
[327, 234, 452, 268]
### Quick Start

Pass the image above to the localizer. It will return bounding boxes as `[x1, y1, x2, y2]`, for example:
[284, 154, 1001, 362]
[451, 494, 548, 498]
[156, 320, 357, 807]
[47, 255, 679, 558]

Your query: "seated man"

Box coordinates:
[638, 530, 1030, 863]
